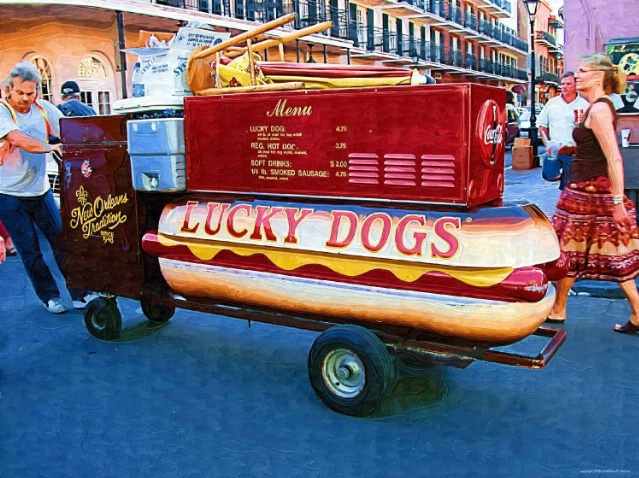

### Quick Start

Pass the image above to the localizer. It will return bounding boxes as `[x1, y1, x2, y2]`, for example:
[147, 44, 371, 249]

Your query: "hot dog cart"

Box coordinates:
[57, 83, 566, 417]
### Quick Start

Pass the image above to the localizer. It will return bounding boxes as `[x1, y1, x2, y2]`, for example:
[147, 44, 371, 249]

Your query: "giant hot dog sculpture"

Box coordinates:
[134, 83, 566, 344]
[142, 198, 562, 343]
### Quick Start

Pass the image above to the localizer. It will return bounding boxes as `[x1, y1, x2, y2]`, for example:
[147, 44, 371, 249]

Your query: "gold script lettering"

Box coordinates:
[266, 99, 312, 118]
[69, 189, 129, 241]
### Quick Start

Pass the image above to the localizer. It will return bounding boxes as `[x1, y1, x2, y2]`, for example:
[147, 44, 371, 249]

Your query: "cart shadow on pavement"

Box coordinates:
[375, 361, 448, 417]
[84, 297, 452, 418]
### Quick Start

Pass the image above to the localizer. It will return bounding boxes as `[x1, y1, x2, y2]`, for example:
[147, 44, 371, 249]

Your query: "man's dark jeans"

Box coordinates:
[557, 154, 574, 191]
[0, 189, 83, 303]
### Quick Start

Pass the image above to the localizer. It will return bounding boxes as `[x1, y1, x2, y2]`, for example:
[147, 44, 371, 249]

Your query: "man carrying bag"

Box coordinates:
[538, 71, 590, 190]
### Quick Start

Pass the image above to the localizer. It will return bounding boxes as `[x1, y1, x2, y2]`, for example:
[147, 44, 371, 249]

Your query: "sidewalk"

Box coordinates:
[504, 153, 627, 299]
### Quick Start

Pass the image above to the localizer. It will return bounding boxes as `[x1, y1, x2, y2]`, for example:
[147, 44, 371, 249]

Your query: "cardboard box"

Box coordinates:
[512, 146, 533, 170]
[514, 137, 531, 148]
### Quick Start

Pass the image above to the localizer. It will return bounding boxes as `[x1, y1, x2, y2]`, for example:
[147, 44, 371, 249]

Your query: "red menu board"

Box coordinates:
[185, 84, 505, 208]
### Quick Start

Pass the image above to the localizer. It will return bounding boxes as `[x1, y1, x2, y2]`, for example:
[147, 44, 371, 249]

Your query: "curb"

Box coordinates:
[571, 280, 630, 299]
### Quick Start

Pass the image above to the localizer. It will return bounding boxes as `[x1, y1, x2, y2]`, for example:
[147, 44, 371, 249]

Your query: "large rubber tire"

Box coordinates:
[83, 297, 122, 341]
[141, 301, 175, 324]
[308, 325, 395, 418]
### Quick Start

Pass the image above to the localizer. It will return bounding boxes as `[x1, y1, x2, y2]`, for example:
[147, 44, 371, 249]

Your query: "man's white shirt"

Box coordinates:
[0, 100, 62, 197]
[538, 94, 590, 147]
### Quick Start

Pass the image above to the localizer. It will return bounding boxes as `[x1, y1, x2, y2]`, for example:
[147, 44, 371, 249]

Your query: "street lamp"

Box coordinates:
[524, 0, 540, 166]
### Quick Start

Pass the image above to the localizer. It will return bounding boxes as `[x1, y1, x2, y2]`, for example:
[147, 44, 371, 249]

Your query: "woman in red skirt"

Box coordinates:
[547, 53, 639, 335]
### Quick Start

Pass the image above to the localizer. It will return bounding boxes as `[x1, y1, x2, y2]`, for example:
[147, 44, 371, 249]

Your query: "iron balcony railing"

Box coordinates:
[167, 0, 526, 53]
[465, 52, 477, 70]
[464, 12, 478, 31]
[491, 0, 511, 14]
[537, 30, 557, 47]
[354, 25, 398, 54]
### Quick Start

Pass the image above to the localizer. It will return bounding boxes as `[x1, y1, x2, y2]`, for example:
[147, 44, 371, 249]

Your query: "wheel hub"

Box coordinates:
[322, 348, 366, 399]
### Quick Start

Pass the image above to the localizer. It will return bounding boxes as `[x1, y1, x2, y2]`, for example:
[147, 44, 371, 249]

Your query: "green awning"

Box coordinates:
[538, 72, 560, 84]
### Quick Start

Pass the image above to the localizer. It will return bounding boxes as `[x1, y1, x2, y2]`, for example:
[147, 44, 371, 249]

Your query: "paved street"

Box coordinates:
[2, 152, 639, 478]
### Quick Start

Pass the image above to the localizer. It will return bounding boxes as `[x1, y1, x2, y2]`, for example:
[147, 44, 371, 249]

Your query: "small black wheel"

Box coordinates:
[83, 297, 122, 341]
[141, 301, 175, 324]
[308, 325, 395, 418]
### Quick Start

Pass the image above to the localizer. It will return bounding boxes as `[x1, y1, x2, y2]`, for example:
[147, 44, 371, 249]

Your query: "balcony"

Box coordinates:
[349, 25, 399, 58]
[535, 30, 557, 48]
[465, 52, 478, 71]
[477, 0, 511, 19]
[463, 12, 478, 31]
[389, 0, 526, 54]
[242, 0, 353, 40]
[548, 43, 563, 57]
[548, 15, 564, 29]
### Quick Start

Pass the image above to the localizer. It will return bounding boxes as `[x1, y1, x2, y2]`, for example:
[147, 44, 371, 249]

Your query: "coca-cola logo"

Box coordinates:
[484, 124, 503, 145]
[476, 100, 506, 166]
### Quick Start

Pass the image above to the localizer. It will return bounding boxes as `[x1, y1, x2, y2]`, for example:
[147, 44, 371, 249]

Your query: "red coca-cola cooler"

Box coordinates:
[185, 83, 507, 208]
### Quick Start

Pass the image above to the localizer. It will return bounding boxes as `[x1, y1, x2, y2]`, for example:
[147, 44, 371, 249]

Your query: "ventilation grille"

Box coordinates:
[420, 154, 455, 188]
[383, 154, 417, 186]
[348, 153, 379, 185]
[347, 153, 456, 188]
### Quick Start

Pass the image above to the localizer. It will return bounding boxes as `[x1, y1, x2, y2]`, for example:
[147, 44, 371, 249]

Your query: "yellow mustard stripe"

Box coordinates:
[157, 233, 513, 287]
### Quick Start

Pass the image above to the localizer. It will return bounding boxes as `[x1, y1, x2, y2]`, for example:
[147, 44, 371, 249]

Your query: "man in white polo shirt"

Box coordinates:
[538, 71, 590, 190]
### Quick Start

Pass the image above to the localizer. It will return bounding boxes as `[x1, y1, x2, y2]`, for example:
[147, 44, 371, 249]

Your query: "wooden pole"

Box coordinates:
[191, 13, 296, 60]
[246, 38, 256, 86]
[225, 21, 333, 59]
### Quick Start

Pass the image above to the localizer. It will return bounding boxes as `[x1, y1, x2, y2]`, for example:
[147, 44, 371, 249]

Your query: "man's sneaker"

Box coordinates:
[45, 297, 67, 314]
[72, 292, 101, 310]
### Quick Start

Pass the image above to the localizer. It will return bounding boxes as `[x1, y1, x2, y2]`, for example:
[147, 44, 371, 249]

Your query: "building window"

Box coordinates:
[78, 56, 108, 79]
[79, 90, 110, 114]
[98, 91, 111, 115]
[31, 57, 53, 102]
[80, 91, 94, 108]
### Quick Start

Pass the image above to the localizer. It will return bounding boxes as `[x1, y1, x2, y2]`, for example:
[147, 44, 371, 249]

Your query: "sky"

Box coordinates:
[502, 0, 564, 33]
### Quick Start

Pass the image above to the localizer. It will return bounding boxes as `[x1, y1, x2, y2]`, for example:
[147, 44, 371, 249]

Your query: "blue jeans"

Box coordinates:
[0, 190, 84, 303]
[556, 154, 574, 191]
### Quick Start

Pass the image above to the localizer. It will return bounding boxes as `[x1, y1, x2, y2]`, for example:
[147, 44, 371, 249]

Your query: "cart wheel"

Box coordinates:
[141, 301, 175, 324]
[308, 325, 395, 418]
[83, 298, 122, 341]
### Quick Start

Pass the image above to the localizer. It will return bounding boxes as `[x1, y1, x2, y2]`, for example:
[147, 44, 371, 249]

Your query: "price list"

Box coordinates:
[246, 123, 350, 182]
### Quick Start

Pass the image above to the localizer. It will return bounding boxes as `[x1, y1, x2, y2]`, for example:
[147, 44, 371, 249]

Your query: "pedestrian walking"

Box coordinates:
[546, 53, 639, 335]
[0, 61, 99, 313]
[57, 80, 97, 117]
[538, 71, 590, 190]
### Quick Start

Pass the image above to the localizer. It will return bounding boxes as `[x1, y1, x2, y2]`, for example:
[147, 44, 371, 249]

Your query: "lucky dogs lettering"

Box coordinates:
[179, 201, 461, 259]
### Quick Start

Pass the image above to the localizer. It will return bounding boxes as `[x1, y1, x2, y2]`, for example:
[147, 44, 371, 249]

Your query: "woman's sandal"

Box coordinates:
[614, 321, 639, 335]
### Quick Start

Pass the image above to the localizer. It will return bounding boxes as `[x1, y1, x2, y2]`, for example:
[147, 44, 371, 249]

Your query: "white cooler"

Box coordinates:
[127, 118, 186, 192]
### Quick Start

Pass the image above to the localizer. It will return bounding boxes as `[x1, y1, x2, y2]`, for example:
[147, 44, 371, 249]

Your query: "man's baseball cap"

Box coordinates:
[60, 81, 80, 97]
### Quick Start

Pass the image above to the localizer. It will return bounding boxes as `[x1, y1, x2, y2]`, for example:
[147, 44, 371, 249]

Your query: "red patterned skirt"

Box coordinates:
[552, 176, 639, 281]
